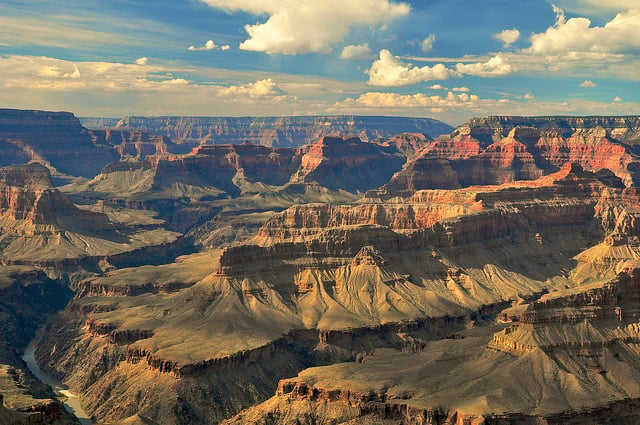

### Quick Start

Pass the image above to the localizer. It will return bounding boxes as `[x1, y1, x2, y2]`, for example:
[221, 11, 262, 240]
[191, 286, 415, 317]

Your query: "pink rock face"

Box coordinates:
[377, 118, 640, 196]
[376, 132, 433, 159]
[292, 136, 406, 192]
[139, 143, 303, 195]
[91, 129, 177, 159]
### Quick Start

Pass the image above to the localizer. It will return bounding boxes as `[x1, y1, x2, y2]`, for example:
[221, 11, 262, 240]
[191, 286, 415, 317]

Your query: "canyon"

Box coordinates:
[3, 109, 640, 424]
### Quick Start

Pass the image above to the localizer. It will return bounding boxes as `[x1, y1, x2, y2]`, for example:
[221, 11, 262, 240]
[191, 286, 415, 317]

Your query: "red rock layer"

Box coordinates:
[91, 129, 180, 159]
[292, 136, 406, 192]
[375, 117, 640, 197]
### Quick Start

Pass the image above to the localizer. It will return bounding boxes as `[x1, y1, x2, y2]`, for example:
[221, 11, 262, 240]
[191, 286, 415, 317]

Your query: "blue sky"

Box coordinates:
[0, 0, 639, 125]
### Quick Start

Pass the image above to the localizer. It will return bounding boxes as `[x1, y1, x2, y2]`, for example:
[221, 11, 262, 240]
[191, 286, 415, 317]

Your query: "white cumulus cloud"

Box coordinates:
[188, 40, 217, 51]
[217, 78, 284, 98]
[340, 43, 373, 60]
[528, 7, 640, 55]
[452, 86, 469, 92]
[135, 57, 148, 65]
[455, 55, 514, 77]
[221, 45, 231, 51]
[421, 34, 436, 53]
[579, 80, 597, 87]
[367, 49, 454, 86]
[494, 29, 520, 48]
[337, 91, 480, 109]
[198, 0, 411, 54]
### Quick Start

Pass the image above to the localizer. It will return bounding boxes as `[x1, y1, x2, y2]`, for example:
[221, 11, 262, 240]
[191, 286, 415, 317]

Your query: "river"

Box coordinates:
[22, 326, 94, 425]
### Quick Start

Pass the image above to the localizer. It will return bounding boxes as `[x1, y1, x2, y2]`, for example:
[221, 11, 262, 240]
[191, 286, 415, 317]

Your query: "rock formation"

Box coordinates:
[372, 116, 640, 198]
[291, 136, 406, 192]
[225, 261, 640, 425]
[104, 115, 454, 147]
[35, 162, 639, 424]
[0, 163, 184, 267]
[91, 129, 187, 159]
[0, 109, 119, 177]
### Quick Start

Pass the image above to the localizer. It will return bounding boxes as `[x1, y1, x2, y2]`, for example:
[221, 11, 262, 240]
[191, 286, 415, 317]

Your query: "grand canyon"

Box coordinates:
[0, 107, 639, 424]
[4, 1, 640, 423]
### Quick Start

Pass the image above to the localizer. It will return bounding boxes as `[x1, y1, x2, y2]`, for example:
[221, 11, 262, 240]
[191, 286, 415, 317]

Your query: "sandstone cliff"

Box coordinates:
[373, 117, 640, 198]
[291, 136, 405, 192]
[110, 115, 454, 147]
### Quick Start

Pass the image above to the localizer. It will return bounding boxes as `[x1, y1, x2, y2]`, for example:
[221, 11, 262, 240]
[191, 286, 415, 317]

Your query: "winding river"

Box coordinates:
[22, 326, 94, 425]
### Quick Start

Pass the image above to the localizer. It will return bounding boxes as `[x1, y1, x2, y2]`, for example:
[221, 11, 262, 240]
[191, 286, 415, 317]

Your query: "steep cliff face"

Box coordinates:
[292, 136, 405, 192]
[378, 117, 640, 196]
[0, 109, 120, 177]
[91, 129, 185, 159]
[375, 132, 432, 159]
[111, 116, 454, 147]
[0, 163, 112, 230]
[263, 163, 612, 245]
[463, 115, 640, 145]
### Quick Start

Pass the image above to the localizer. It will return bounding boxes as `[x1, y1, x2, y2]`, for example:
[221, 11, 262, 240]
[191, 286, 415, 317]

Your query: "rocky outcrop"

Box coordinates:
[375, 116, 640, 197]
[0, 109, 119, 177]
[76, 277, 193, 298]
[0, 164, 52, 189]
[0, 163, 112, 229]
[0, 163, 186, 267]
[226, 379, 640, 425]
[490, 264, 640, 355]
[461, 115, 640, 145]
[292, 136, 405, 192]
[91, 129, 186, 159]
[366, 158, 461, 199]
[111, 116, 454, 147]
[374, 132, 433, 159]
[0, 394, 65, 425]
